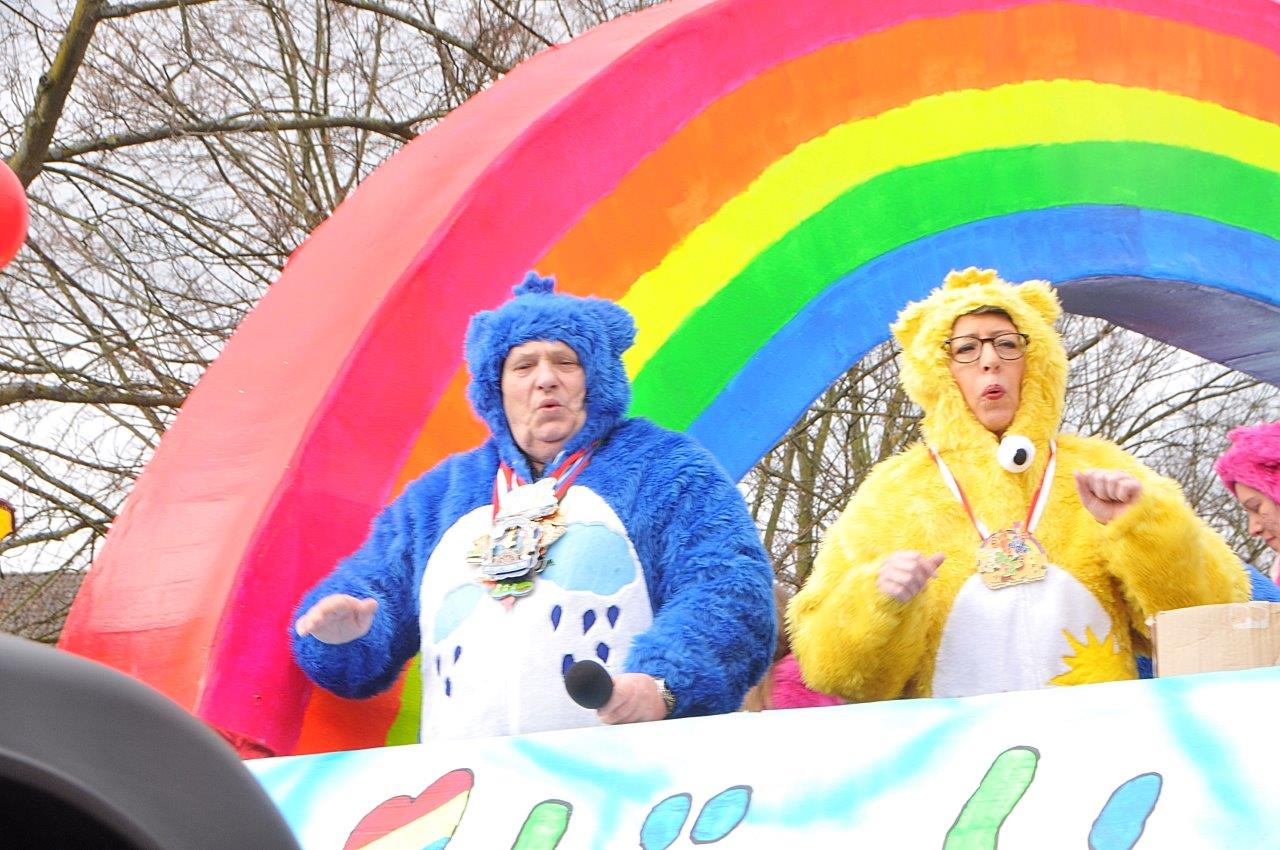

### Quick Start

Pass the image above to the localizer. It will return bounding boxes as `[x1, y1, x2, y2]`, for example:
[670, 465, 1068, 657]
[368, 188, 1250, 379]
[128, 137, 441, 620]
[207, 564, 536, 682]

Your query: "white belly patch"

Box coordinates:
[417, 485, 653, 741]
[931, 563, 1125, 697]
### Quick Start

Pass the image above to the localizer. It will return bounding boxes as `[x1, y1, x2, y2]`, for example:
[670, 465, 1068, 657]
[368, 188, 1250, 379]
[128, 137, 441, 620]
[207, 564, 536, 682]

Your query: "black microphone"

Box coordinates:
[564, 659, 614, 709]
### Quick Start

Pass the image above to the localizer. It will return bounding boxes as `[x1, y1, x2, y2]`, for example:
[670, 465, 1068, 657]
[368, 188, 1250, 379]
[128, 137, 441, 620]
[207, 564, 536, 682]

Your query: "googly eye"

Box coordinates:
[997, 435, 1036, 473]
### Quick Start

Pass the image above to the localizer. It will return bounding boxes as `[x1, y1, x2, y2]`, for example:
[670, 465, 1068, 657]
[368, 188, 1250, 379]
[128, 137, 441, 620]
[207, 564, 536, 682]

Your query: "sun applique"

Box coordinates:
[1051, 626, 1131, 686]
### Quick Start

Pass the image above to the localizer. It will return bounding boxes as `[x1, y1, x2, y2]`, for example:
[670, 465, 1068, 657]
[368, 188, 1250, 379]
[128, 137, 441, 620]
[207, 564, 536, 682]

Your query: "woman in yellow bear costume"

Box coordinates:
[789, 268, 1247, 701]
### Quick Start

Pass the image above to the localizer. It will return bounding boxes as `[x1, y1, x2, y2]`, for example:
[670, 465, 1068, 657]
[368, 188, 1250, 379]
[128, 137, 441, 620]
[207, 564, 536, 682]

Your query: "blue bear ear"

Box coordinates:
[464, 308, 493, 364]
[599, 302, 637, 356]
[513, 271, 555, 298]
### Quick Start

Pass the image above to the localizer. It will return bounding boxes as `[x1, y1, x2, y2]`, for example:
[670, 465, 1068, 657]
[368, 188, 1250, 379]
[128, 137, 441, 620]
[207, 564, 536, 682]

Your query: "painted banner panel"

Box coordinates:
[251, 668, 1280, 849]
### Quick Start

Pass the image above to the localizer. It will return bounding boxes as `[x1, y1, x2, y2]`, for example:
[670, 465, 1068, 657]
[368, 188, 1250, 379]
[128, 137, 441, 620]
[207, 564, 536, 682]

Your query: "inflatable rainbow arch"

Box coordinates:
[61, 0, 1280, 758]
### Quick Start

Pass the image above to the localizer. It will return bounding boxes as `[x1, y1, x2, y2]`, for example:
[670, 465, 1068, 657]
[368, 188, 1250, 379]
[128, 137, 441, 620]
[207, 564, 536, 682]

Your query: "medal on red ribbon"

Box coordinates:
[467, 444, 595, 601]
[931, 441, 1057, 591]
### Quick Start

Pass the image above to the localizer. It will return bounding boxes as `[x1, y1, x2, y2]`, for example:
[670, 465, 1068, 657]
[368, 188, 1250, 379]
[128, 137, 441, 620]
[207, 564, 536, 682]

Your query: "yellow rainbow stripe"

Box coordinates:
[619, 80, 1280, 374]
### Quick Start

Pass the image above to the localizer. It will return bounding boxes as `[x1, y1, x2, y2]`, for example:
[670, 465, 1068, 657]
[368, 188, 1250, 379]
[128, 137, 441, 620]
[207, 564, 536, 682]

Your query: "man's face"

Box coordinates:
[501, 340, 587, 465]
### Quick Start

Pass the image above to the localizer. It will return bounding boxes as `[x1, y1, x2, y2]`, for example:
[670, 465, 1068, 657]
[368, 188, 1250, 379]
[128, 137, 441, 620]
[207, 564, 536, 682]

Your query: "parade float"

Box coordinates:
[31, 0, 1280, 845]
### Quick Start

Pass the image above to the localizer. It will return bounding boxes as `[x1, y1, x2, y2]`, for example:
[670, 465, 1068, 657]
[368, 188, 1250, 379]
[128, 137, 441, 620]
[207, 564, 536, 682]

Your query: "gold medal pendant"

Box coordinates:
[470, 447, 597, 604]
[975, 522, 1048, 590]
[468, 478, 568, 602]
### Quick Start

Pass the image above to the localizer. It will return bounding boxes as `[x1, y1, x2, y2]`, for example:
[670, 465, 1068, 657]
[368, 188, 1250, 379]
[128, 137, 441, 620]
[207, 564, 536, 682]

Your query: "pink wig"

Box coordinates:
[1215, 421, 1280, 504]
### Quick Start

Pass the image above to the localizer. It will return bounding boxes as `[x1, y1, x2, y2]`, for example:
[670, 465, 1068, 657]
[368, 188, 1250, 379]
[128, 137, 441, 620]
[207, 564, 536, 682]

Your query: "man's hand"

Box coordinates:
[598, 673, 668, 725]
[877, 551, 944, 602]
[294, 594, 378, 644]
[1074, 469, 1142, 525]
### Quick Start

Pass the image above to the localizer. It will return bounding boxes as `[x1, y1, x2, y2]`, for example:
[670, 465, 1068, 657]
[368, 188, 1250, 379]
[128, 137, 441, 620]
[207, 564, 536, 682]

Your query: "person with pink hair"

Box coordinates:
[1215, 421, 1280, 580]
[741, 584, 844, 711]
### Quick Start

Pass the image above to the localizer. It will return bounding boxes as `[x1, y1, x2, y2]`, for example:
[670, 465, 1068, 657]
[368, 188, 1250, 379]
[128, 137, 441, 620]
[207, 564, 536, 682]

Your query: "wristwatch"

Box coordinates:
[653, 677, 676, 718]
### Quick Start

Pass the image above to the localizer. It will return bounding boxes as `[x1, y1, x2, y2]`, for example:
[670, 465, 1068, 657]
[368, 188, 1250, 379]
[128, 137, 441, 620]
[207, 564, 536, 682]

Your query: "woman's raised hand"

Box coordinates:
[877, 551, 945, 602]
[1074, 469, 1143, 524]
[295, 594, 379, 644]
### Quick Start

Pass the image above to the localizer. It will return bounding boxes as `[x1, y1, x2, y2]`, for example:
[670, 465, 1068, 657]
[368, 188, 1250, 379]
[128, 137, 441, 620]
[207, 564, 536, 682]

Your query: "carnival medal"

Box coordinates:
[975, 522, 1048, 590]
[468, 445, 595, 601]
[931, 440, 1057, 592]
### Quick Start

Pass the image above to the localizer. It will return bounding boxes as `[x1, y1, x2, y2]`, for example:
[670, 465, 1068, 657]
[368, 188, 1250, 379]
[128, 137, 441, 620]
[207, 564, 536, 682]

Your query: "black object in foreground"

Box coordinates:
[564, 659, 614, 710]
[0, 633, 300, 850]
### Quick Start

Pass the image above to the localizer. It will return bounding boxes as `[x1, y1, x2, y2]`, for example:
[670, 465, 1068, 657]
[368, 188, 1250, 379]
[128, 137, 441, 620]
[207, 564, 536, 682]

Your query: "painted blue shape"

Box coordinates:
[583, 609, 597, 634]
[688, 206, 1280, 478]
[551, 604, 562, 630]
[543, 524, 636, 595]
[690, 786, 751, 844]
[607, 605, 620, 628]
[453, 645, 461, 663]
[444, 677, 452, 697]
[561, 654, 574, 676]
[434, 583, 485, 642]
[423, 839, 449, 850]
[639, 793, 692, 850]
[596, 642, 609, 663]
[1089, 773, 1162, 850]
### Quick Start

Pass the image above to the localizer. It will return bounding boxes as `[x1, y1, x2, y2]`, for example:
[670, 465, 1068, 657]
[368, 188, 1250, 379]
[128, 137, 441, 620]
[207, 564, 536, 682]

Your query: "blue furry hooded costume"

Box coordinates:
[293, 274, 776, 740]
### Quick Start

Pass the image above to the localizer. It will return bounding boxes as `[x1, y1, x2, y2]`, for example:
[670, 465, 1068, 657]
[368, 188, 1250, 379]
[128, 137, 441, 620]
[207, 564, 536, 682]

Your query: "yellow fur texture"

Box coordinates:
[789, 269, 1247, 701]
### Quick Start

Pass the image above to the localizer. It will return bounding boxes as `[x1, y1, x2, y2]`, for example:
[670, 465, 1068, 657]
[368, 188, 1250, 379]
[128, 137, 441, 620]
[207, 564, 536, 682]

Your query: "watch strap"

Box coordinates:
[653, 676, 676, 718]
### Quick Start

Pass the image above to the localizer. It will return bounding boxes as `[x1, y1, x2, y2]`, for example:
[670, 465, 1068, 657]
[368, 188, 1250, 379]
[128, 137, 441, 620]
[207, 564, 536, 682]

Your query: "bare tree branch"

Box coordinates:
[332, 0, 511, 73]
[99, 0, 220, 19]
[0, 380, 184, 407]
[10, 0, 106, 185]
[45, 111, 439, 160]
[487, 0, 554, 46]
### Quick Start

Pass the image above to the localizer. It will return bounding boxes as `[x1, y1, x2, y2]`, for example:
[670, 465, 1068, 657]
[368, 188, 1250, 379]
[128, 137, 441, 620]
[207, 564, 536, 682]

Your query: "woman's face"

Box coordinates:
[1235, 483, 1280, 552]
[946, 313, 1025, 437]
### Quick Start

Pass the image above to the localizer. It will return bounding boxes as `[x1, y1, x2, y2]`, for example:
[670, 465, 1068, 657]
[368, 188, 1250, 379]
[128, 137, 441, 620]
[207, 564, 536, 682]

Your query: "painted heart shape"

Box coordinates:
[343, 768, 474, 850]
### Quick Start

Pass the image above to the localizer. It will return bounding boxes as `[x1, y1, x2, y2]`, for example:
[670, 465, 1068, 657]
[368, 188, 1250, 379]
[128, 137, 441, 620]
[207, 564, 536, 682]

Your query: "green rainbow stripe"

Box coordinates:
[631, 143, 1280, 428]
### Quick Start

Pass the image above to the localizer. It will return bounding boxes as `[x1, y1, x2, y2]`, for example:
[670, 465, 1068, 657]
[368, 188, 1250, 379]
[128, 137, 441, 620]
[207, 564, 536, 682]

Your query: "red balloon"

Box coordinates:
[0, 159, 28, 269]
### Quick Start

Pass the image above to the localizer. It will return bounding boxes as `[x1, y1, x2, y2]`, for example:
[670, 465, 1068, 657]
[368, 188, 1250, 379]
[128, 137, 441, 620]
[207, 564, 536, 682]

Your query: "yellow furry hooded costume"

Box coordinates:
[789, 268, 1247, 701]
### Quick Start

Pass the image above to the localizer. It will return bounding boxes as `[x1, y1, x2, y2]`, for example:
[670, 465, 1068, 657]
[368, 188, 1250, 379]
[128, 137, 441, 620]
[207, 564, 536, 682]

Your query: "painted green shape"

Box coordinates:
[511, 800, 572, 850]
[629, 142, 1280, 429]
[384, 653, 423, 746]
[944, 746, 1039, 850]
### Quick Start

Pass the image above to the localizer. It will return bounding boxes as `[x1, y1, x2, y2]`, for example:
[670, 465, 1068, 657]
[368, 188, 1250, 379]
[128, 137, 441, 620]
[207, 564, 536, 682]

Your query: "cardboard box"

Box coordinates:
[1151, 602, 1280, 678]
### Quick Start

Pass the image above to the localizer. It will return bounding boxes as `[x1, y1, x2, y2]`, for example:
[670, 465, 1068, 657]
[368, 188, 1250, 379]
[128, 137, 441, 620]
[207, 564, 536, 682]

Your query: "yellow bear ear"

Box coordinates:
[1016, 278, 1062, 324]
[943, 267, 999, 290]
[891, 298, 928, 351]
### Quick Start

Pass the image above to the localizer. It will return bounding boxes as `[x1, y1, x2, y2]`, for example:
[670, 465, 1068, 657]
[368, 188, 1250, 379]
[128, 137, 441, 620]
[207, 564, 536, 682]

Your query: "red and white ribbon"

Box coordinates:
[929, 440, 1057, 541]
[491, 444, 596, 519]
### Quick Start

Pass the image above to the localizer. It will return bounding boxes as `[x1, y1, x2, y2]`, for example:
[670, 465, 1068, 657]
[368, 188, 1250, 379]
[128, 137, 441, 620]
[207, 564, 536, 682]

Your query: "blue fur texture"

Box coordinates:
[293, 274, 775, 722]
[1246, 563, 1280, 602]
[463, 272, 636, 480]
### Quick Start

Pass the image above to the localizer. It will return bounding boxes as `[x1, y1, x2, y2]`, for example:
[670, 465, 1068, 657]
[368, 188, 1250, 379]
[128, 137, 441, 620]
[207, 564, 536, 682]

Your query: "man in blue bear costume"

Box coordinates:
[293, 273, 776, 740]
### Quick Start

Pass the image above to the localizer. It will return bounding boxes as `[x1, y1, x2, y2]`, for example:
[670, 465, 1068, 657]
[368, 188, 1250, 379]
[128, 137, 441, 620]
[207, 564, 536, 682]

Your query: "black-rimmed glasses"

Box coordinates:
[942, 332, 1029, 363]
